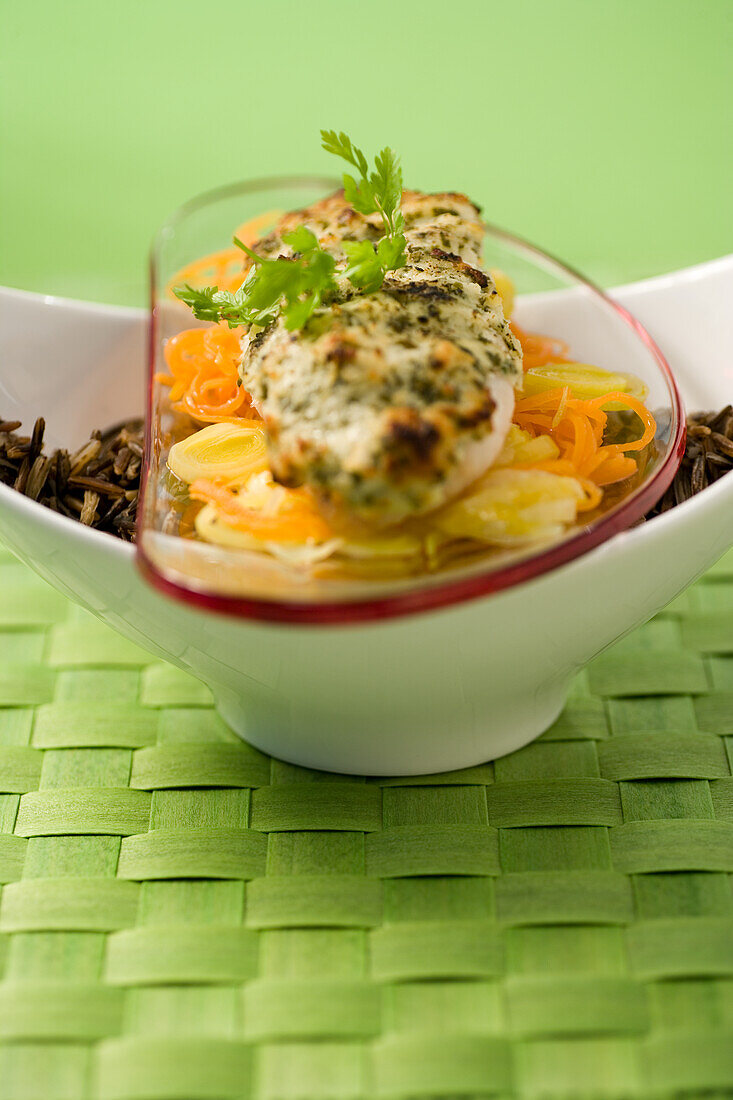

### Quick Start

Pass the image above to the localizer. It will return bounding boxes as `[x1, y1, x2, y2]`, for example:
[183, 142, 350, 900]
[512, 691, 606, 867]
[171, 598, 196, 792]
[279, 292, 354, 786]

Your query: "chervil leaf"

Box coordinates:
[343, 240, 385, 293]
[343, 172, 377, 216]
[283, 295, 318, 331]
[282, 226, 319, 253]
[241, 259, 300, 317]
[172, 283, 261, 327]
[372, 146, 403, 231]
[173, 283, 228, 323]
[322, 128, 408, 282]
[320, 130, 369, 178]
[377, 234, 407, 271]
[174, 130, 409, 332]
[303, 247, 337, 287]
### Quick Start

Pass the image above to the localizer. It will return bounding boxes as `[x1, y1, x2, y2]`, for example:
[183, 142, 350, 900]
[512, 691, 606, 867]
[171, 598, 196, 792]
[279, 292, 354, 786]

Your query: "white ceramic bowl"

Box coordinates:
[1, 257, 732, 774]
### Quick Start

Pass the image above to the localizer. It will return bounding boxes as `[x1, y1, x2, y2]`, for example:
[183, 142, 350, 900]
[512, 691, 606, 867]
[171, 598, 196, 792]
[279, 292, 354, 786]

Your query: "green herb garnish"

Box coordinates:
[320, 129, 407, 285]
[173, 130, 407, 331]
[174, 227, 338, 332]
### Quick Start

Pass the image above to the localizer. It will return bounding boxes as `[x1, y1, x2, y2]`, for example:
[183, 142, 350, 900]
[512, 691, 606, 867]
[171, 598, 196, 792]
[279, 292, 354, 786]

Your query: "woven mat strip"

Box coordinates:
[0, 544, 732, 1099]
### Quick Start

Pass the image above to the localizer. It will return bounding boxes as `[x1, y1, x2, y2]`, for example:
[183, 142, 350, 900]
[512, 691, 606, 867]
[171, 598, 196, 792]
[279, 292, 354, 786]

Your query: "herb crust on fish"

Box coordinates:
[240, 190, 522, 524]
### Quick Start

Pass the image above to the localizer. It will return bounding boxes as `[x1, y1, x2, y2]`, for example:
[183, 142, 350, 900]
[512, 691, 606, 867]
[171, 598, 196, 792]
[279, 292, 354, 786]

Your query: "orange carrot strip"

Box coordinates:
[591, 454, 639, 486]
[586, 392, 657, 452]
[513, 380, 656, 492]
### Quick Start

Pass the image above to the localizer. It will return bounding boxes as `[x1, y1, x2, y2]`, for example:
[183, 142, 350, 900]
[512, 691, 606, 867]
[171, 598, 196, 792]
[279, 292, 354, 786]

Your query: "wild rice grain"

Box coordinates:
[0, 417, 143, 541]
[80, 490, 100, 526]
[646, 407, 733, 519]
[25, 456, 52, 501]
[690, 452, 706, 495]
[69, 438, 102, 477]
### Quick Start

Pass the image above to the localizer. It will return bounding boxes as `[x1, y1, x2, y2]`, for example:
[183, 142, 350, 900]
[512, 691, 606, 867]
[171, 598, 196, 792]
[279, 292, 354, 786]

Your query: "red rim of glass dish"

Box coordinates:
[137, 198, 686, 626]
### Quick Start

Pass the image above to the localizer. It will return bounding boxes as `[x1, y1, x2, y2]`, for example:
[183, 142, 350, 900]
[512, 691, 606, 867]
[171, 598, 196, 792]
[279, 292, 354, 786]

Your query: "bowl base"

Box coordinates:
[213, 684, 569, 777]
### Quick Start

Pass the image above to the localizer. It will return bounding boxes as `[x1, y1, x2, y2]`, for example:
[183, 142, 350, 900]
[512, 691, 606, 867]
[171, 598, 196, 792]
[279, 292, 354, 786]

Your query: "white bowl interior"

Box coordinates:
[615, 258, 733, 412]
[0, 288, 147, 450]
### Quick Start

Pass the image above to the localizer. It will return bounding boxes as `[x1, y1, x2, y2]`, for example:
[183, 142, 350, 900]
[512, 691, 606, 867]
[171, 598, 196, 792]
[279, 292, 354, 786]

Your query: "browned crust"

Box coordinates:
[380, 407, 442, 472]
[430, 247, 489, 288]
[257, 189, 482, 248]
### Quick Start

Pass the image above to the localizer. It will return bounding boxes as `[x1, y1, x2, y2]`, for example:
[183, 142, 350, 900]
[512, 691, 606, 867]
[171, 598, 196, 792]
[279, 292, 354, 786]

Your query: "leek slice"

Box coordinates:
[339, 533, 424, 560]
[167, 422, 268, 484]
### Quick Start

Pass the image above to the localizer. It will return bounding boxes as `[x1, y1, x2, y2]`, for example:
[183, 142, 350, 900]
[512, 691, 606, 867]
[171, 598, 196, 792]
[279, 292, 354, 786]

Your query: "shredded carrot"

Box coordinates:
[189, 478, 333, 543]
[507, 325, 657, 491]
[514, 387, 657, 491]
[166, 211, 282, 297]
[512, 323, 573, 370]
[157, 325, 260, 424]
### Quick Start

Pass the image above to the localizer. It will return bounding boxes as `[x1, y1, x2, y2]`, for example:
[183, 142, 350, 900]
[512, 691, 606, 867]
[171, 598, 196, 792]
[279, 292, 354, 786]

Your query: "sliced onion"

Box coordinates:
[339, 533, 424, 560]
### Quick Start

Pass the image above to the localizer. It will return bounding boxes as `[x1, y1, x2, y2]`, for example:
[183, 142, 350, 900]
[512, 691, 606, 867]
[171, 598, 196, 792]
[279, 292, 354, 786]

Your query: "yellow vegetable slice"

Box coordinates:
[493, 425, 560, 469]
[523, 363, 648, 408]
[167, 422, 268, 485]
[434, 468, 585, 546]
[490, 268, 515, 317]
[190, 470, 334, 543]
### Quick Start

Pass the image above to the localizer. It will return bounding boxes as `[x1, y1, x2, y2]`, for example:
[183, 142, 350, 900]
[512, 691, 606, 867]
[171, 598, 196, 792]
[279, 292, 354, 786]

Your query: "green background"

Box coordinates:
[1, 0, 731, 307]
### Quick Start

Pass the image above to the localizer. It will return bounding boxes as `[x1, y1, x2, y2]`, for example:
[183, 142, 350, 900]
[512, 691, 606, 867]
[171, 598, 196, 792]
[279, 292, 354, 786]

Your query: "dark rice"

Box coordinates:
[646, 405, 733, 517]
[0, 417, 143, 540]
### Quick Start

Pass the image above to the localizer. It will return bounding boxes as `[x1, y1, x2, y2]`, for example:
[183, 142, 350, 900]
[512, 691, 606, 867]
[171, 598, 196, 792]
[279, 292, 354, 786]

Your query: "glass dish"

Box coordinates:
[138, 176, 685, 623]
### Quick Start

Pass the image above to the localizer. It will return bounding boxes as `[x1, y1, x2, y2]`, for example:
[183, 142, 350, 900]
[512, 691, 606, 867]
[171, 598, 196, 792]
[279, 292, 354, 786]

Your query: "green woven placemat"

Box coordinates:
[1, 543, 732, 1100]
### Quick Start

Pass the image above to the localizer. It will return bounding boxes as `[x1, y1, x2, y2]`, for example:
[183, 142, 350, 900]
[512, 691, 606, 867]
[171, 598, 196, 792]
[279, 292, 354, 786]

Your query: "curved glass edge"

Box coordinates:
[137, 181, 686, 625]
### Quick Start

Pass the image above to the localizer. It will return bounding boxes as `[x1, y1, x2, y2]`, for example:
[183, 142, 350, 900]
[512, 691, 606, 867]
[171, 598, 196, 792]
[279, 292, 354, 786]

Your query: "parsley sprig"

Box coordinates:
[320, 131, 405, 241]
[174, 227, 338, 332]
[173, 130, 407, 331]
[320, 130, 407, 291]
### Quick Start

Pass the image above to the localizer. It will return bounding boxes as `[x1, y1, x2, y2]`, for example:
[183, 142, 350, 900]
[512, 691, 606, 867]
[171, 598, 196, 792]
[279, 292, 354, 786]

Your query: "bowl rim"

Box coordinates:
[137, 176, 687, 625]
